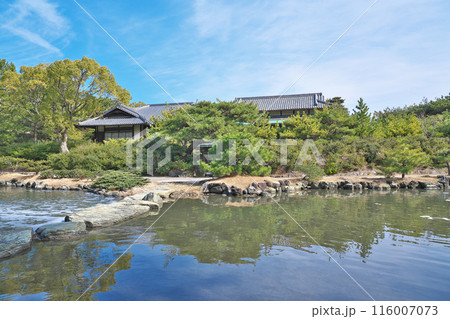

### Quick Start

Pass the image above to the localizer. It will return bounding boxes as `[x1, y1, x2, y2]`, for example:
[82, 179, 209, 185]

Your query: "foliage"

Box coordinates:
[0, 156, 48, 172]
[92, 171, 147, 190]
[199, 132, 273, 176]
[378, 141, 430, 178]
[0, 141, 62, 160]
[353, 98, 372, 137]
[150, 100, 272, 176]
[47, 139, 128, 171]
[1, 57, 131, 152]
[294, 164, 325, 181]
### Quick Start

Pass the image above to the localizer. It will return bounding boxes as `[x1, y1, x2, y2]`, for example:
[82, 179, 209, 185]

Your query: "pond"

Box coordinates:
[0, 188, 449, 301]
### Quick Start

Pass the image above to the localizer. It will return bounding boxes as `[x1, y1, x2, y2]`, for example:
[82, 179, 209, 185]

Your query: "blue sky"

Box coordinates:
[1, 0, 449, 112]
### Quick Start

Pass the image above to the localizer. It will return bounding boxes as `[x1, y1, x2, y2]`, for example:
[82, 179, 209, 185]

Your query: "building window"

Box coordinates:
[104, 126, 133, 141]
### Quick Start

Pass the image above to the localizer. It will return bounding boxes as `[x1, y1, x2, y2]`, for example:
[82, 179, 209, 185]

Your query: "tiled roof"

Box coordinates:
[77, 102, 192, 127]
[78, 94, 326, 128]
[236, 93, 326, 111]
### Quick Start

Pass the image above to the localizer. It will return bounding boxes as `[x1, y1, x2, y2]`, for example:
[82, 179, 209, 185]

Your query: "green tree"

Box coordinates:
[0, 60, 22, 145]
[149, 100, 271, 176]
[44, 57, 131, 152]
[353, 98, 372, 137]
[2, 64, 48, 142]
[379, 142, 430, 178]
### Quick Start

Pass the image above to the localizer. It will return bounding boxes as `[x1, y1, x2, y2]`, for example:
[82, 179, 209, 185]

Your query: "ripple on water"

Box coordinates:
[0, 188, 116, 229]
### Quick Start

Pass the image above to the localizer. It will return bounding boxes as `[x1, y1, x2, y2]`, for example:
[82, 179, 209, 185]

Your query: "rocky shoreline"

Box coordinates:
[201, 175, 449, 197]
[0, 179, 128, 197]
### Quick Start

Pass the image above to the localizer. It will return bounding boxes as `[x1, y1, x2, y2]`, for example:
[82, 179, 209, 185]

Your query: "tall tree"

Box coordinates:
[0, 59, 19, 144]
[2, 64, 48, 142]
[353, 98, 371, 137]
[45, 57, 131, 152]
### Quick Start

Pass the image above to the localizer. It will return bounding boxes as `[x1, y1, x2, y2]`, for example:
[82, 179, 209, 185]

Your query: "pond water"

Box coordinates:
[0, 187, 116, 229]
[0, 188, 449, 301]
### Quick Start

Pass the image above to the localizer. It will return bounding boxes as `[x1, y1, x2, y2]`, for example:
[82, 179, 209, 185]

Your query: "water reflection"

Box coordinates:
[0, 189, 448, 300]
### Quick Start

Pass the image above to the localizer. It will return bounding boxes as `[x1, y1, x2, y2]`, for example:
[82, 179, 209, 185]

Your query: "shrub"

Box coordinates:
[378, 142, 430, 178]
[0, 141, 71, 160]
[92, 171, 147, 190]
[48, 140, 127, 171]
[294, 164, 324, 181]
[0, 156, 49, 172]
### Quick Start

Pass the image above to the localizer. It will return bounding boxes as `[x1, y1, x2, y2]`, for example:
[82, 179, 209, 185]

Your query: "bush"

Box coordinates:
[294, 164, 324, 181]
[0, 141, 68, 160]
[92, 171, 147, 190]
[48, 140, 127, 171]
[0, 156, 49, 172]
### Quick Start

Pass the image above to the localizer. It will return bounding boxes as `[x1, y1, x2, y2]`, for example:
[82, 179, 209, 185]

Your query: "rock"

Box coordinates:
[408, 181, 419, 189]
[264, 180, 273, 188]
[278, 180, 285, 187]
[329, 182, 338, 189]
[374, 183, 390, 191]
[284, 180, 290, 186]
[66, 200, 160, 228]
[360, 181, 367, 189]
[230, 185, 242, 196]
[260, 191, 271, 197]
[168, 169, 183, 177]
[0, 227, 33, 260]
[310, 182, 320, 189]
[266, 187, 277, 194]
[353, 183, 362, 190]
[257, 182, 267, 191]
[367, 182, 374, 189]
[142, 192, 164, 207]
[247, 185, 258, 195]
[418, 181, 441, 189]
[35, 182, 46, 190]
[437, 175, 449, 188]
[10, 178, 18, 184]
[204, 172, 214, 177]
[342, 183, 354, 190]
[390, 182, 399, 189]
[15, 182, 24, 187]
[25, 182, 32, 188]
[205, 183, 227, 194]
[286, 186, 297, 192]
[319, 181, 329, 189]
[35, 222, 87, 241]
[58, 185, 69, 191]
[399, 182, 408, 189]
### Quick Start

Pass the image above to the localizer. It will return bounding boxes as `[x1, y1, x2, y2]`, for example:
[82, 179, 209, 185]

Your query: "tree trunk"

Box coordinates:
[59, 128, 69, 153]
[402, 172, 405, 179]
[33, 124, 38, 143]
[447, 162, 450, 176]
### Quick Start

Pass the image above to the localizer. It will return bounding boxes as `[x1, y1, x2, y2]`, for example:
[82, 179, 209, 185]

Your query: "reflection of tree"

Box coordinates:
[151, 191, 449, 263]
[0, 239, 132, 301]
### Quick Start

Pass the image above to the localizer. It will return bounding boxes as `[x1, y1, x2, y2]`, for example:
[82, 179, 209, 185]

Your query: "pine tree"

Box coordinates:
[354, 98, 371, 137]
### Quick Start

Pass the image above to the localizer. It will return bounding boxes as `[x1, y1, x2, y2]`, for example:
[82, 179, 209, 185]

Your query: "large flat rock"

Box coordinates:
[65, 200, 159, 228]
[0, 227, 33, 260]
[35, 222, 87, 241]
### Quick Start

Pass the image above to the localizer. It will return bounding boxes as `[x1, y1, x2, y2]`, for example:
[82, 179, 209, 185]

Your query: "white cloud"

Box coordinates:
[1, 0, 68, 55]
[182, 0, 450, 111]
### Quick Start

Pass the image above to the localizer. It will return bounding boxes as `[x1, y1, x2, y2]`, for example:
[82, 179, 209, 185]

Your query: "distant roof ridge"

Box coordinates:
[237, 92, 322, 100]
